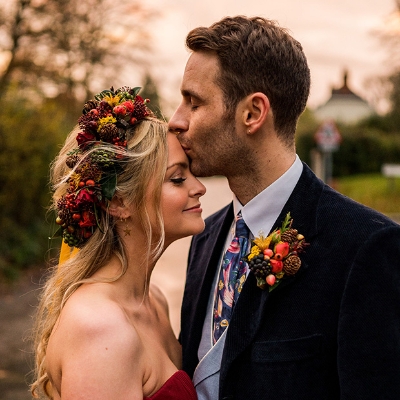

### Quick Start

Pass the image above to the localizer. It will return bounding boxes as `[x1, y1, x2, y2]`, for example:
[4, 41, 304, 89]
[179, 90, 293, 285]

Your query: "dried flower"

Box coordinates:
[76, 131, 96, 147]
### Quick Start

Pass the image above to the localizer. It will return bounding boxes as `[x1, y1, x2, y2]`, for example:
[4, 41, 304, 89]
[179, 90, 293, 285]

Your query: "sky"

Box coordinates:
[126, 0, 398, 117]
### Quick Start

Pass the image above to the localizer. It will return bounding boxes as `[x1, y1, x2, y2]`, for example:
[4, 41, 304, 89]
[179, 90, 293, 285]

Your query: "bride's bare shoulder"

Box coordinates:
[47, 284, 145, 399]
[53, 283, 141, 350]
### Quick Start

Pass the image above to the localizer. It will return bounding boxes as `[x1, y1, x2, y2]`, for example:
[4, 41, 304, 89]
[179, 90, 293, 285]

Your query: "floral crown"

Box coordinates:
[54, 86, 152, 248]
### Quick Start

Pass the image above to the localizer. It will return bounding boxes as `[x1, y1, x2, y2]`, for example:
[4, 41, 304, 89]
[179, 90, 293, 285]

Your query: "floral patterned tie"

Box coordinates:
[213, 212, 250, 344]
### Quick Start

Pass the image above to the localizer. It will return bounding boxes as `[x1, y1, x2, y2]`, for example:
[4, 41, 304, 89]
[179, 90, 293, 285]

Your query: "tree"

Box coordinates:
[0, 89, 74, 280]
[386, 71, 400, 129]
[376, 1, 400, 128]
[0, 0, 158, 101]
[0, 0, 161, 280]
[362, 1, 400, 132]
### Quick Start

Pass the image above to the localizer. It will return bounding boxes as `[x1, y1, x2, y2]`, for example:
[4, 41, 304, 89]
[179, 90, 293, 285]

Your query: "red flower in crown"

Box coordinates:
[113, 105, 127, 117]
[79, 210, 96, 228]
[75, 188, 98, 207]
[76, 131, 96, 147]
[121, 100, 135, 113]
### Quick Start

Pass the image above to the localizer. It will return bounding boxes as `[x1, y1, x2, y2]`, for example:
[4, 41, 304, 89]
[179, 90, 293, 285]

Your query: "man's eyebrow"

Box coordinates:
[181, 89, 202, 100]
[167, 161, 189, 170]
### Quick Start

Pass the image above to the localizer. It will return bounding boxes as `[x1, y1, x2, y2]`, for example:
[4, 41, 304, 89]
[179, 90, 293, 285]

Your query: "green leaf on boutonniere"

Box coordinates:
[268, 280, 281, 292]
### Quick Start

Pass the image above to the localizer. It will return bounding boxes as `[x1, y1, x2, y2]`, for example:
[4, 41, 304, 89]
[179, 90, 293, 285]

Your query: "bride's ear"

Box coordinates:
[104, 196, 130, 220]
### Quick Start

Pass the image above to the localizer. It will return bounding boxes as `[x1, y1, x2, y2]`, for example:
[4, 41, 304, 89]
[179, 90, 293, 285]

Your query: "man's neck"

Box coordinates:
[227, 148, 296, 205]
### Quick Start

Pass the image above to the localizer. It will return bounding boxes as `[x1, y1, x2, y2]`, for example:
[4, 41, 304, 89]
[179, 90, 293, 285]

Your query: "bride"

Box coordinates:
[31, 86, 205, 399]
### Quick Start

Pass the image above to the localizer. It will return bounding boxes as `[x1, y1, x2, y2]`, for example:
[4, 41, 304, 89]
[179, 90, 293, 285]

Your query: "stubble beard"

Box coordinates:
[188, 119, 246, 178]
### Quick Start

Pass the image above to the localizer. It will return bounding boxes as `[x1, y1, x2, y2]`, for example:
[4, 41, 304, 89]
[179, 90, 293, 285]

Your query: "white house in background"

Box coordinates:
[314, 70, 375, 124]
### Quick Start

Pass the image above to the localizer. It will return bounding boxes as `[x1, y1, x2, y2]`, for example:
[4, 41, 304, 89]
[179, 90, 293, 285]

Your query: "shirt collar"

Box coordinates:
[233, 155, 303, 237]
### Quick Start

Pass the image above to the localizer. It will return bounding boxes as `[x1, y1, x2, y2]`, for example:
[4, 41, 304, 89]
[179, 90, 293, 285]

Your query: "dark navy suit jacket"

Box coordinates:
[180, 164, 400, 400]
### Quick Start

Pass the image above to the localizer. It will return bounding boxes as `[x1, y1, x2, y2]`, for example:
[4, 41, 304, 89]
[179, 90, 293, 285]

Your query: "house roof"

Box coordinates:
[330, 70, 364, 100]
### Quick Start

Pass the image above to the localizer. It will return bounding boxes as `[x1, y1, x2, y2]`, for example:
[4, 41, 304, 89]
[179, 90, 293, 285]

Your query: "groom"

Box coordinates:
[169, 16, 400, 399]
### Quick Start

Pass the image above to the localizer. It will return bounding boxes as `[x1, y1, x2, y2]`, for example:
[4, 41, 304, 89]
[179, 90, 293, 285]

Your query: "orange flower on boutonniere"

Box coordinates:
[245, 212, 308, 292]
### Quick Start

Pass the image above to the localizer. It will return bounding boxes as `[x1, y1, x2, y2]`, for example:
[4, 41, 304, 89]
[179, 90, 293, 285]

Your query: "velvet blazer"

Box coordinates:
[180, 163, 400, 400]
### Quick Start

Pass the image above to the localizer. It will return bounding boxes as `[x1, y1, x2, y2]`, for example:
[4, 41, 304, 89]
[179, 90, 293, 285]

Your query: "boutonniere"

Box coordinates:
[245, 212, 308, 292]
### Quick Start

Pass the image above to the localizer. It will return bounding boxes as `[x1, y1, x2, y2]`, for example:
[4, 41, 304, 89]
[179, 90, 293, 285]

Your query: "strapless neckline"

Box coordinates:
[143, 370, 197, 400]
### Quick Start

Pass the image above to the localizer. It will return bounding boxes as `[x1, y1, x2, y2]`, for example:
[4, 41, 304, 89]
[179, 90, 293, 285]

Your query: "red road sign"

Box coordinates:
[315, 120, 341, 152]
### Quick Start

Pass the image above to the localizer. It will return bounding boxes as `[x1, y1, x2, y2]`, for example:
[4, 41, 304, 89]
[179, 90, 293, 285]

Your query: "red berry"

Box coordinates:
[83, 230, 92, 239]
[113, 105, 127, 116]
[275, 242, 290, 258]
[270, 259, 283, 273]
[266, 274, 276, 286]
[86, 180, 95, 186]
[72, 213, 81, 221]
[263, 248, 273, 257]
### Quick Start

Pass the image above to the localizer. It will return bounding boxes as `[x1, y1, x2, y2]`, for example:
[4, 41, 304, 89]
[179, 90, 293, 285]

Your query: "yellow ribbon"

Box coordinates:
[59, 242, 79, 265]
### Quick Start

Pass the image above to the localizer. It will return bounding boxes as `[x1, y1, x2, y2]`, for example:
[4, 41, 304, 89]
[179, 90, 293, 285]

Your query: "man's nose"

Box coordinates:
[168, 104, 187, 134]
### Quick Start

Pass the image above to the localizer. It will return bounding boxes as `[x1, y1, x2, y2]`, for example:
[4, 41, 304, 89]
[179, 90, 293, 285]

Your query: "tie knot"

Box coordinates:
[235, 213, 249, 238]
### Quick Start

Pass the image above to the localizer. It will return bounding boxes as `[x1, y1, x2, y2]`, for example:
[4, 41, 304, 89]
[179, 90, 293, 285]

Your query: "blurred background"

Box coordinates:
[0, 0, 399, 398]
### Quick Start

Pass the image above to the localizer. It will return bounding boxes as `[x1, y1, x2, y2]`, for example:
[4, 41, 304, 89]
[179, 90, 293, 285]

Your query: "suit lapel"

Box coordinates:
[220, 163, 324, 385]
[221, 269, 270, 376]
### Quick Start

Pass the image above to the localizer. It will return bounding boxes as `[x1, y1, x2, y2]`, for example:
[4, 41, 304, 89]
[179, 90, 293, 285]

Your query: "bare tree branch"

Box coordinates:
[0, 0, 159, 99]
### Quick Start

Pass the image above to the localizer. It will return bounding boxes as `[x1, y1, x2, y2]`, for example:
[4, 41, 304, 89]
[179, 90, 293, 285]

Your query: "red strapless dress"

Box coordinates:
[144, 370, 197, 400]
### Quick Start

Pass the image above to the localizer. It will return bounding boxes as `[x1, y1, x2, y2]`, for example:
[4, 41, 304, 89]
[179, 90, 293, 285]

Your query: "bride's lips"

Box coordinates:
[183, 204, 202, 213]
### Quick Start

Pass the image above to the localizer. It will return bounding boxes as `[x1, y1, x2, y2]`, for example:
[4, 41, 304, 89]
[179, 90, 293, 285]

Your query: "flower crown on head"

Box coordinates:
[54, 86, 152, 248]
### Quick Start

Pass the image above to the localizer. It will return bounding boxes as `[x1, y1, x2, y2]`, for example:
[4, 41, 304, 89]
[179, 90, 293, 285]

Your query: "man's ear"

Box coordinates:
[241, 92, 270, 135]
[104, 196, 130, 219]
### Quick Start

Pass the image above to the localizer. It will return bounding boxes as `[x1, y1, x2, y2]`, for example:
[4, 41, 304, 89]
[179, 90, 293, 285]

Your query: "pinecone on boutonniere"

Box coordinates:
[245, 212, 308, 292]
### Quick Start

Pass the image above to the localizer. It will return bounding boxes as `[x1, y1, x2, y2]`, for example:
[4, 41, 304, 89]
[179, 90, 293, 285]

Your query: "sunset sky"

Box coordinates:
[135, 0, 397, 116]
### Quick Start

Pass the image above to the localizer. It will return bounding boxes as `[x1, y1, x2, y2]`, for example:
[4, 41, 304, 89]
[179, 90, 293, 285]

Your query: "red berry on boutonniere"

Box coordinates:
[275, 242, 289, 258]
[270, 259, 283, 273]
[266, 274, 276, 286]
[263, 248, 273, 257]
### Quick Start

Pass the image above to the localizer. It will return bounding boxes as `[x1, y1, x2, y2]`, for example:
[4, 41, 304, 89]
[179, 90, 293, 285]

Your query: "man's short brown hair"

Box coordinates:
[186, 16, 311, 145]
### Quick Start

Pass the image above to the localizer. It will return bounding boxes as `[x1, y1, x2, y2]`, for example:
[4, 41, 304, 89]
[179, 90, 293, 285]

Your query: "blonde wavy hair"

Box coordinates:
[31, 117, 168, 398]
